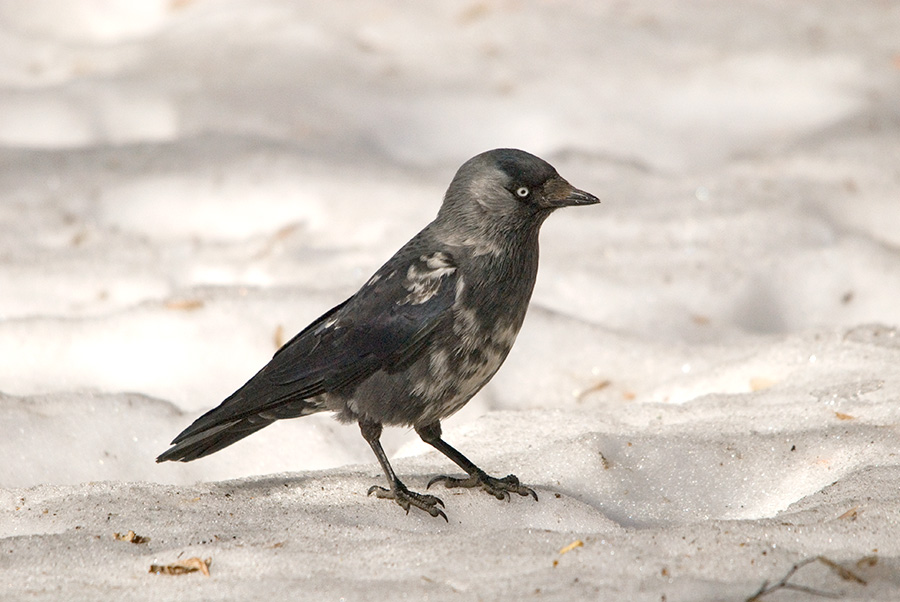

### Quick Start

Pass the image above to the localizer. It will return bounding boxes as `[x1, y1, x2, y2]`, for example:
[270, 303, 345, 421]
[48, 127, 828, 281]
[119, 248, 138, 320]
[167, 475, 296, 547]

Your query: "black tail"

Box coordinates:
[156, 415, 274, 462]
[156, 395, 325, 463]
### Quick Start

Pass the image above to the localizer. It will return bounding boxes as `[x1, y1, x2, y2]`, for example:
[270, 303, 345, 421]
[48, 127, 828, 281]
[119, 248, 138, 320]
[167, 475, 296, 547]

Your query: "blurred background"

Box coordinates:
[0, 0, 898, 486]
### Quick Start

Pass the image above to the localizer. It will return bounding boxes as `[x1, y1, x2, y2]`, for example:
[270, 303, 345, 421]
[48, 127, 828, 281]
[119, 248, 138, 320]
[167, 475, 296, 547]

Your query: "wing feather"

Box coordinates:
[165, 250, 459, 448]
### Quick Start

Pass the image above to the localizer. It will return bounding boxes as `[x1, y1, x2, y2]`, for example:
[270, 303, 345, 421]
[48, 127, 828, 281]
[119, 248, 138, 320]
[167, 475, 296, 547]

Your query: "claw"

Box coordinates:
[367, 485, 388, 497]
[367, 482, 447, 520]
[428, 471, 538, 502]
[426, 475, 452, 490]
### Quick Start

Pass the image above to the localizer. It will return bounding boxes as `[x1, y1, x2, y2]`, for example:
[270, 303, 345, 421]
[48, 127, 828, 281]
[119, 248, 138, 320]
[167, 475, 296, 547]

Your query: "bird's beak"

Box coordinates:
[542, 177, 600, 208]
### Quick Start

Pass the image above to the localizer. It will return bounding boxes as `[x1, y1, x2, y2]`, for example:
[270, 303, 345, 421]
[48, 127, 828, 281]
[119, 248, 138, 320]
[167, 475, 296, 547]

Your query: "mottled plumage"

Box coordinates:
[157, 148, 599, 520]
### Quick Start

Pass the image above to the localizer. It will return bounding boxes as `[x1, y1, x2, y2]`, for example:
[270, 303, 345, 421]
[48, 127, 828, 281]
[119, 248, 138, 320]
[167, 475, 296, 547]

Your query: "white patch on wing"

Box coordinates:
[398, 252, 456, 306]
[424, 252, 454, 271]
[315, 315, 339, 335]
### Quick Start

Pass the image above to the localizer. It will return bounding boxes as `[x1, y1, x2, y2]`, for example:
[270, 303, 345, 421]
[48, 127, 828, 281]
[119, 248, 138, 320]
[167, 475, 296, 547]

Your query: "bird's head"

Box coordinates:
[437, 149, 599, 235]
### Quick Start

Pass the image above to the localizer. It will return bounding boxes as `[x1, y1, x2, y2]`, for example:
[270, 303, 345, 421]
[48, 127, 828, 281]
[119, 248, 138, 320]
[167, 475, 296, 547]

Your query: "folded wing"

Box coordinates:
[156, 251, 459, 462]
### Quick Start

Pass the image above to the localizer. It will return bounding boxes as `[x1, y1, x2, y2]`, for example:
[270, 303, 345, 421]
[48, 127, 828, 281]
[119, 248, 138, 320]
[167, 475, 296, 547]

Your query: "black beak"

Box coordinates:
[559, 187, 600, 206]
[542, 177, 600, 208]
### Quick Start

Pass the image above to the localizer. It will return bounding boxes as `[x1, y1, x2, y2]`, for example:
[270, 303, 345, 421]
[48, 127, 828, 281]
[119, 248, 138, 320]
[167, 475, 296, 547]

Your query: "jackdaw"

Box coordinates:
[157, 148, 599, 520]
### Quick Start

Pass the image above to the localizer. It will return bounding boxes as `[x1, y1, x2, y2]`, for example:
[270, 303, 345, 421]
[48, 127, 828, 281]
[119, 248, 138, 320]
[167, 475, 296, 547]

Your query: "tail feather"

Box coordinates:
[156, 396, 327, 463]
[156, 418, 272, 462]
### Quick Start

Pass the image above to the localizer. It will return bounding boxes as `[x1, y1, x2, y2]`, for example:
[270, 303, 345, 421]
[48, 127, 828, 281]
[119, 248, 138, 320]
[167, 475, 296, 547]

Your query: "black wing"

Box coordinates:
[265, 249, 459, 396]
[157, 249, 459, 462]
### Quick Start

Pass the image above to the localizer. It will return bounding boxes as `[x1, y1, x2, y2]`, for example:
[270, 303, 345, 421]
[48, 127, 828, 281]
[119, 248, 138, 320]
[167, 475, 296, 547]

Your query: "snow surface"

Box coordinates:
[2, 0, 900, 600]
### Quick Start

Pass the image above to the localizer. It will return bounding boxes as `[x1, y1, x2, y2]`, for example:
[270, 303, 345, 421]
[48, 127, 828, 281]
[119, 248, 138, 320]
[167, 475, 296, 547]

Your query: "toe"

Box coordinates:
[367, 485, 391, 498]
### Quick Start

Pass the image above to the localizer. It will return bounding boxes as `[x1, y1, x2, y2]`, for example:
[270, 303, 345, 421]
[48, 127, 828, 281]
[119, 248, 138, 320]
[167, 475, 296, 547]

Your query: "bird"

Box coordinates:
[157, 148, 599, 520]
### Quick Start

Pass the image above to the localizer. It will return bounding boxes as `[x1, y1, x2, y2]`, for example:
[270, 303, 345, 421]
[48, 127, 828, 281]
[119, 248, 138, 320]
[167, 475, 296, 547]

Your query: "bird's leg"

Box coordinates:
[417, 422, 538, 502]
[359, 419, 447, 521]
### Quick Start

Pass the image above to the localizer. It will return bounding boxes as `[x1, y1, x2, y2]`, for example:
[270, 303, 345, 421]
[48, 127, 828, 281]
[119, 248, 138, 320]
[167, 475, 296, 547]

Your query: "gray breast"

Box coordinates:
[410, 274, 522, 424]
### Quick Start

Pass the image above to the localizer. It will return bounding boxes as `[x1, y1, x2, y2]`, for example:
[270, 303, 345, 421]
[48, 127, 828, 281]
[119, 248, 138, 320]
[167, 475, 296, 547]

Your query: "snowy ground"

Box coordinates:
[2, 0, 900, 600]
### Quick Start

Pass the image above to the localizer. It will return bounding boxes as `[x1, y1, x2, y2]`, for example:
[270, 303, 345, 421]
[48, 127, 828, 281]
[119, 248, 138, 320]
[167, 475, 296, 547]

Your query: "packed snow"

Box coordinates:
[2, 0, 900, 600]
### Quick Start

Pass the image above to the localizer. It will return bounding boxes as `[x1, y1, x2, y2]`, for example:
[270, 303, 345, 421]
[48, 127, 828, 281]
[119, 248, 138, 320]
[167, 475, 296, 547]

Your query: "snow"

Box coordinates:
[2, 0, 900, 599]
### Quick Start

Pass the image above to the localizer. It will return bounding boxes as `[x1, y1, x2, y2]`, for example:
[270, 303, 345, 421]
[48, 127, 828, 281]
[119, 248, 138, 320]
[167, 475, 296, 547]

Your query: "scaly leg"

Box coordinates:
[416, 422, 538, 502]
[359, 420, 447, 521]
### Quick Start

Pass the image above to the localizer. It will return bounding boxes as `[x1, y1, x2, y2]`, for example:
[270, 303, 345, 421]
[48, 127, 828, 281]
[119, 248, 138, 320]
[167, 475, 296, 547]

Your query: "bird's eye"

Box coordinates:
[516, 186, 530, 198]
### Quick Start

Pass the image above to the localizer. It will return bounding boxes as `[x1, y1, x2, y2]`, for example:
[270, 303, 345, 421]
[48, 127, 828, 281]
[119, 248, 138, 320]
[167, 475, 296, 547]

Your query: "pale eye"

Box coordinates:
[516, 186, 530, 198]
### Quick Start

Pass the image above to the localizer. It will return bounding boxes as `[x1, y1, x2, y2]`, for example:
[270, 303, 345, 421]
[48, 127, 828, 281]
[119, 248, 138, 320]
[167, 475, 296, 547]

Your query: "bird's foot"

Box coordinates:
[427, 471, 538, 502]
[368, 482, 447, 521]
